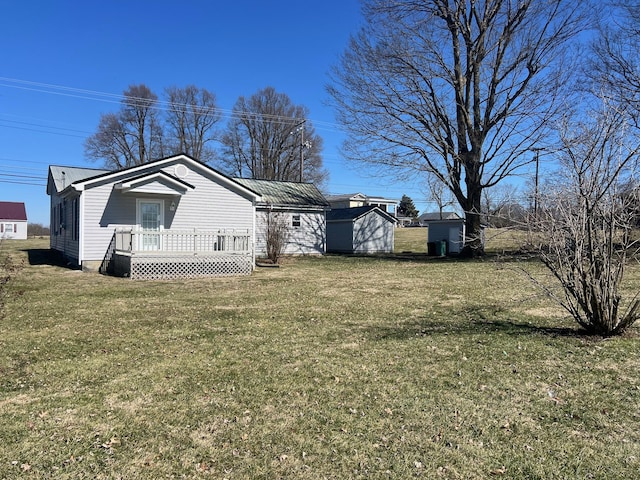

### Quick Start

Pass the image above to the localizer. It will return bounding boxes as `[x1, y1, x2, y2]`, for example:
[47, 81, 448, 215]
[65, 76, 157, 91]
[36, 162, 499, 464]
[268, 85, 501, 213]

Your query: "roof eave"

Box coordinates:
[258, 203, 330, 211]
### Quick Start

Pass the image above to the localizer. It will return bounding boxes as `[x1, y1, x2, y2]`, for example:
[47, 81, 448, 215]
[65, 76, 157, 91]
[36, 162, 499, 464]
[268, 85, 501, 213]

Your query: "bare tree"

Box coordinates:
[589, 1, 640, 114]
[532, 103, 640, 336]
[220, 86, 328, 187]
[85, 84, 164, 169]
[84, 113, 132, 169]
[482, 183, 525, 228]
[165, 85, 220, 163]
[328, 0, 587, 256]
[425, 173, 456, 219]
[27, 223, 50, 237]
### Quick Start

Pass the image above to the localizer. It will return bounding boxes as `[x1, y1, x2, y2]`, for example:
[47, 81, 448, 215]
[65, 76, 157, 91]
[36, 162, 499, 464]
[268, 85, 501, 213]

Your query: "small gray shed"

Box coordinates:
[326, 206, 397, 254]
[426, 218, 466, 255]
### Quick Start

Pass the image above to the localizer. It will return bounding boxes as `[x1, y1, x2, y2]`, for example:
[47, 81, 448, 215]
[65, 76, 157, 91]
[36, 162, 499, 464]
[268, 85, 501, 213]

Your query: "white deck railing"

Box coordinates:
[114, 228, 252, 255]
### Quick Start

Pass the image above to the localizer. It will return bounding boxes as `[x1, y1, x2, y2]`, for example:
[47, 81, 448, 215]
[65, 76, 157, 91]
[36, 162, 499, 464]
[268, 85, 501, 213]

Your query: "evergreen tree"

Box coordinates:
[398, 194, 419, 218]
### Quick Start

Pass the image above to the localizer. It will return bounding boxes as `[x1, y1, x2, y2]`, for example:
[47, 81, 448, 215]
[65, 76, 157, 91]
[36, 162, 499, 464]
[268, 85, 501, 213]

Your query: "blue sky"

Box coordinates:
[0, 0, 430, 226]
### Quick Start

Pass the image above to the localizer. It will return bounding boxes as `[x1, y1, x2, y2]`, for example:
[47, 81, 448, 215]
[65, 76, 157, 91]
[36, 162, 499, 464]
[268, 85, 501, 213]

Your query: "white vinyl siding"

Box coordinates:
[78, 160, 255, 263]
[159, 163, 253, 232]
[81, 181, 135, 262]
[0, 221, 27, 240]
[254, 210, 325, 257]
[49, 193, 79, 260]
[352, 211, 394, 253]
[326, 210, 395, 254]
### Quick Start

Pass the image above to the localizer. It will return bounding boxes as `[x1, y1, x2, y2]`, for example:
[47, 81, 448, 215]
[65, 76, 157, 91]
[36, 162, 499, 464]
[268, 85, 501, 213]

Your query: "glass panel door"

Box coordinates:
[139, 201, 162, 251]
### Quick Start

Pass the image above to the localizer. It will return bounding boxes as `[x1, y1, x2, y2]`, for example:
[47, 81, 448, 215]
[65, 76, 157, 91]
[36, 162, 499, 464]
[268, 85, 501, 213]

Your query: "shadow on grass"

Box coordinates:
[23, 248, 70, 268]
[328, 251, 543, 265]
[327, 252, 473, 264]
[368, 304, 592, 341]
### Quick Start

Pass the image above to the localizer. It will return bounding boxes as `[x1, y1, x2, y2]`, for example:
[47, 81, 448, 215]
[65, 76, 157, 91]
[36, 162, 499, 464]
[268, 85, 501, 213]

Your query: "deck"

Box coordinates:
[106, 228, 254, 280]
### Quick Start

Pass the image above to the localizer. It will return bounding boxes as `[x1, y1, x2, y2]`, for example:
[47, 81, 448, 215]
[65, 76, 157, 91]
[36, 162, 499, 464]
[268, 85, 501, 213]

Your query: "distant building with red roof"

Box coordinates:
[0, 201, 27, 239]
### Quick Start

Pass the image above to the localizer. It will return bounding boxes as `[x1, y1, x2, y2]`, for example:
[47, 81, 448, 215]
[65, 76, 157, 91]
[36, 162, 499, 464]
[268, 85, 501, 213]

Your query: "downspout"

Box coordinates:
[78, 194, 84, 269]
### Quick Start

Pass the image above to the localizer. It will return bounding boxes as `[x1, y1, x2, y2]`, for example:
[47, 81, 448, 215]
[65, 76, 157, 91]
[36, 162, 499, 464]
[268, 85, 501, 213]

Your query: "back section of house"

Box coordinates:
[48, 156, 257, 270]
[234, 178, 330, 257]
[253, 209, 326, 256]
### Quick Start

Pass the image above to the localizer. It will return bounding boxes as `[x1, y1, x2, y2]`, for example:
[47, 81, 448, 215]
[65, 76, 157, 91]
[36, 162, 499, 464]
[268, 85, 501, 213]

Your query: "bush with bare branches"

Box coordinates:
[532, 105, 640, 336]
[263, 210, 291, 264]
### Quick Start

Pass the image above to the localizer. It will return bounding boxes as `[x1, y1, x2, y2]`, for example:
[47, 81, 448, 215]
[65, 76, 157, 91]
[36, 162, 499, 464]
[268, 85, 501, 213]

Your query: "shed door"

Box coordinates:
[139, 201, 162, 251]
[448, 226, 462, 253]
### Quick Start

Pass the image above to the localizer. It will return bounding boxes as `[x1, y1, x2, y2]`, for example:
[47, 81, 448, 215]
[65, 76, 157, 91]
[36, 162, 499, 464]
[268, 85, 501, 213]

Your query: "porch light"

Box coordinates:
[170, 201, 176, 211]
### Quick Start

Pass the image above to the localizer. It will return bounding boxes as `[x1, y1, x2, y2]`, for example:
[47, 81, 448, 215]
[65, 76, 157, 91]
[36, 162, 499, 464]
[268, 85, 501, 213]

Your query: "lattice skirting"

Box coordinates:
[114, 254, 253, 280]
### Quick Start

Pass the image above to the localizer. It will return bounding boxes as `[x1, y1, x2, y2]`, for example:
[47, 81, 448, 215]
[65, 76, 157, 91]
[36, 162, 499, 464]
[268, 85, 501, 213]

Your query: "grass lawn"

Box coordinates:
[1, 234, 639, 479]
[394, 227, 427, 253]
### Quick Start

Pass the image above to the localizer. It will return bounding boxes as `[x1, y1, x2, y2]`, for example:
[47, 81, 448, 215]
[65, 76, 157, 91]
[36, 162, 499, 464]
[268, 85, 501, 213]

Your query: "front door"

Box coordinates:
[139, 200, 162, 251]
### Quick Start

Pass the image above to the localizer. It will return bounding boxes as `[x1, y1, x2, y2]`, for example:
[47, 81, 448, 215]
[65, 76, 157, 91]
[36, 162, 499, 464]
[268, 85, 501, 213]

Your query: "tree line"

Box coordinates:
[85, 85, 328, 187]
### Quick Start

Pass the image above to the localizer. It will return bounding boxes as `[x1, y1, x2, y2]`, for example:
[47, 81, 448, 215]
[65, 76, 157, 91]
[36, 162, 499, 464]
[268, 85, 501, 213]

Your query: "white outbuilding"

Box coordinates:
[326, 206, 397, 254]
[426, 217, 466, 255]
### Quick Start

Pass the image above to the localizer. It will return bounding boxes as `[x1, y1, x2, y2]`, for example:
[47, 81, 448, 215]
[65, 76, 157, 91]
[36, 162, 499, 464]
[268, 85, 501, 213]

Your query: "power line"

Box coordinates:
[0, 122, 87, 138]
[0, 164, 51, 172]
[0, 172, 45, 180]
[0, 118, 91, 134]
[0, 76, 345, 132]
[0, 179, 46, 186]
[0, 118, 91, 138]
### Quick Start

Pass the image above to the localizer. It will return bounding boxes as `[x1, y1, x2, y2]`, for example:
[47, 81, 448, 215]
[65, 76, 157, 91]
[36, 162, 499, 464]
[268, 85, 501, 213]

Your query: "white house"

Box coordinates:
[326, 193, 399, 215]
[417, 211, 461, 226]
[326, 206, 397, 254]
[47, 154, 261, 279]
[234, 178, 330, 256]
[0, 201, 28, 240]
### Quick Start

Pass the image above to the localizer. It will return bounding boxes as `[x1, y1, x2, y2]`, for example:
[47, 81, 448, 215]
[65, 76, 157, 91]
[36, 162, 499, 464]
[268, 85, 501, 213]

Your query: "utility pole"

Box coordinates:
[300, 124, 304, 182]
[291, 119, 306, 182]
[531, 147, 544, 220]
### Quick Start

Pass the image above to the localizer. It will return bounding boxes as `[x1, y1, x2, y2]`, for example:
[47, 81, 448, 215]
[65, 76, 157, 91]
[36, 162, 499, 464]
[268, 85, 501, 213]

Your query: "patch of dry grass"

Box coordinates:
[0, 238, 638, 478]
[394, 227, 427, 253]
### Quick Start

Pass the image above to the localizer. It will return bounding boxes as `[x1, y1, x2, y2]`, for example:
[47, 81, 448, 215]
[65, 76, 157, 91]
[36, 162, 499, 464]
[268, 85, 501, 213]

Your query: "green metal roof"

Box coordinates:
[234, 178, 329, 208]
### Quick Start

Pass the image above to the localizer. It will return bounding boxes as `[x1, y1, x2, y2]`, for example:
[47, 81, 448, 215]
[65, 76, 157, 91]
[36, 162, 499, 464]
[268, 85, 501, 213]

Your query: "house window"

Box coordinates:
[58, 202, 65, 233]
[3, 223, 14, 233]
[72, 197, 79, 241]
[51, 206, 57, 236]
[292, 214, 301, 228]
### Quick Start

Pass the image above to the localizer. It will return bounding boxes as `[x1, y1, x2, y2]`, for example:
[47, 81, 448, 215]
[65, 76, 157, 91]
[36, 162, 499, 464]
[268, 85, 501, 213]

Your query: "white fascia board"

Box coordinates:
[114, 173, 194, 195]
